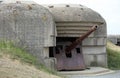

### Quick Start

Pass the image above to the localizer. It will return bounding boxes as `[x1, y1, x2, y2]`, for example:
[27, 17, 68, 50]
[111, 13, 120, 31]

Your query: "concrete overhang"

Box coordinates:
[43, 4, 105, 24]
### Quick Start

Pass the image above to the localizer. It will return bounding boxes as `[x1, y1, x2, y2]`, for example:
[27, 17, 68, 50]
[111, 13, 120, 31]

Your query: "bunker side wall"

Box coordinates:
[0, 3, 56, 66]
[82, 23, 107, 67]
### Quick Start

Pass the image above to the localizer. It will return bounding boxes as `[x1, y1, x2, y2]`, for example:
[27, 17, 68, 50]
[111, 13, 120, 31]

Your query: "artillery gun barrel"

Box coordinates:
[65, 25, 98, 54]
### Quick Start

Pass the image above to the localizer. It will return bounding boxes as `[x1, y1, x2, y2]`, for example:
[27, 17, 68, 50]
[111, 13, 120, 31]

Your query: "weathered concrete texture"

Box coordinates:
[82, 46, 106, 54]
[82, 38, 106, 46]
[83, 54, 107, 67]
[0, 3, 56, 64]
[43, 4, 104, 23]
[0, 3, 107, 69]
[44, 4, 107, 67]
[2, 0, 35, 4]
[44, 4, 107, 37]
[82, 44, 107, 67]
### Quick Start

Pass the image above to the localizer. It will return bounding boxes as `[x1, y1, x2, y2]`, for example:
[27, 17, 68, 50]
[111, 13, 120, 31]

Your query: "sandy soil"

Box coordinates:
[0, 55, 61, 78]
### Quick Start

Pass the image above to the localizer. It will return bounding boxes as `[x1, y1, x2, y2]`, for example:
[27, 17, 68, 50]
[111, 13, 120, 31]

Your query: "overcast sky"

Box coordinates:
[33, 0, 120, 35]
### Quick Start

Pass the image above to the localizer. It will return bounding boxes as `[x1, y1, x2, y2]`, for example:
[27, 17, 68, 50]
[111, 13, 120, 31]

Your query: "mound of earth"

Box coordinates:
[107, 41, 120, 52]
[0, 55, 60, 78]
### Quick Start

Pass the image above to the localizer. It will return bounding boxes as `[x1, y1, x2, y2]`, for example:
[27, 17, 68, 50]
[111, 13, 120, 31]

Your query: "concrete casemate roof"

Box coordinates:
[1, 0, 36, 4]
[43, 4, 105, 23]
[0, 3, 56, 47]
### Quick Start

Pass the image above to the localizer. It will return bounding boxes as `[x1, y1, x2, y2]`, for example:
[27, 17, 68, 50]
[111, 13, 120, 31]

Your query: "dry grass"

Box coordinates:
[107, 40, 120, 52]
[0, 57, 59, 78]
[0, 55, 60, 78]
[107, 40, 120, 69]
[0, 40, 62, 78]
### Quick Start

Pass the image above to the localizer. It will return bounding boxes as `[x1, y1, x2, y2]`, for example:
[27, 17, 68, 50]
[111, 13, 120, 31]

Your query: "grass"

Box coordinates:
[2, 40, 120, 75]
[0, 40, 60, 76]
[107, 41, 120, 70]
[0, 40, 37, 65]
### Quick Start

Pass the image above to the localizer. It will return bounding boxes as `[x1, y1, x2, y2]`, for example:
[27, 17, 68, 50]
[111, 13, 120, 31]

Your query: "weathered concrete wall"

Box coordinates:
[82, 23, 107, 67]
[0, 3, 107, 69]
[2, 0, 34, 3]
[43, 4, 104, 23]
[0, 3, 56, 65]
[43, 4, 107, 67]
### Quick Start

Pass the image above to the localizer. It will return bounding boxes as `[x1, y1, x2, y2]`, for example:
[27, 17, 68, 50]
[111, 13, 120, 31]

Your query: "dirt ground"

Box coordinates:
[0, 55, 61, 78]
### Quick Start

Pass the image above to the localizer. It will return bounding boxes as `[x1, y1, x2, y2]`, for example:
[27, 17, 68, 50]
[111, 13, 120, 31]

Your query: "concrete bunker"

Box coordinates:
[0, 2, 56, 64]
[0, 2, 107, 71]
[44, 4, 107, 70]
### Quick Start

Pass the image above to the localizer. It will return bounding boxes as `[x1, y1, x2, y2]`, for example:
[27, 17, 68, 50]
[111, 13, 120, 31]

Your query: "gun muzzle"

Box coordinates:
[91, 25, 98, 30]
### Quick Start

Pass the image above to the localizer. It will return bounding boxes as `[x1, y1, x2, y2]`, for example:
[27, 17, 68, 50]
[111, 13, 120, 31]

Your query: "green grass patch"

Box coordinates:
[0, 40, 60, 76]
[107, 47, 120, 70]
[0, 40, 37, 65]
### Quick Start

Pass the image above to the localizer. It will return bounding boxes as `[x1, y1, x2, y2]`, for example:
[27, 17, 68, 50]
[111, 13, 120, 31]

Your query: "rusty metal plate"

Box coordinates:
[54, 47, 86, 70]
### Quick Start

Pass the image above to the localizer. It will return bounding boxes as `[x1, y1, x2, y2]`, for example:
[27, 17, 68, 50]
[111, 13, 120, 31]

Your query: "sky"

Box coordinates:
[33, 0, 120, 35]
